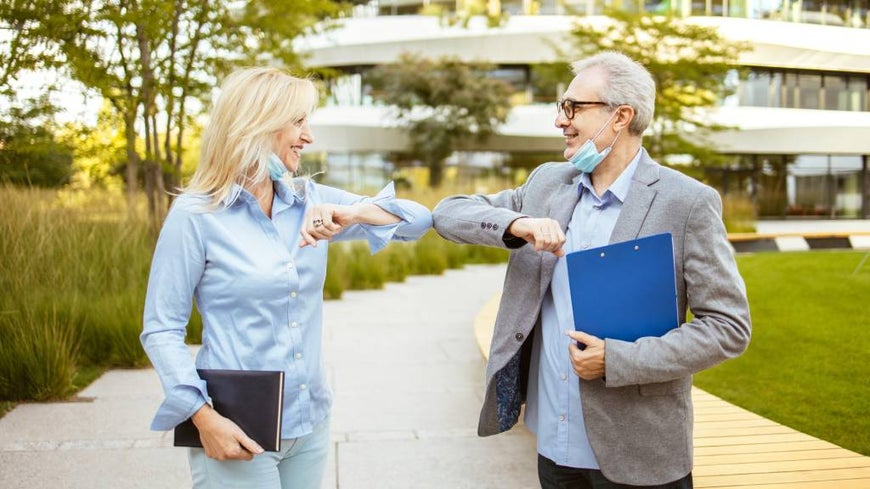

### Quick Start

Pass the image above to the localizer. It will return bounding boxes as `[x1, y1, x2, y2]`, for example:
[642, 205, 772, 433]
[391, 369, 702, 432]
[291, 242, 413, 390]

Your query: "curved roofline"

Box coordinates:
[296, 15, 870, 74]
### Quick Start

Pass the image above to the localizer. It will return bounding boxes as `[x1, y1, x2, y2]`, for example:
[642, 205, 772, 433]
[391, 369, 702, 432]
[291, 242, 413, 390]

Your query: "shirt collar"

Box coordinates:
[220, 179, 306, 208]
[578, 147, 642, 204]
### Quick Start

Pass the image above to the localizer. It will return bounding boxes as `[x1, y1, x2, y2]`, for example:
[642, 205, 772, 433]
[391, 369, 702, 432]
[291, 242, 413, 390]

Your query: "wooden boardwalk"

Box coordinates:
[474, 292, 870, 488]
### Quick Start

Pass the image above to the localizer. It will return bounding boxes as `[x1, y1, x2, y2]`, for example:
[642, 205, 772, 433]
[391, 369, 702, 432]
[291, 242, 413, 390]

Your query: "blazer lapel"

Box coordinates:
[540, 172, 583, 298]
[610, 153, 661, 243]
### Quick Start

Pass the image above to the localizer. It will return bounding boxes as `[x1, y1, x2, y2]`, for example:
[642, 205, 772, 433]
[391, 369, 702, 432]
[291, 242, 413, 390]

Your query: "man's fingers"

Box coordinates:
[566, 329, 600, 346]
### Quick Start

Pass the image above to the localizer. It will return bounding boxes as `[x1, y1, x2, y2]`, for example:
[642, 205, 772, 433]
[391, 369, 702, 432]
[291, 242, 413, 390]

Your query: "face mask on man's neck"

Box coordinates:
[568, 111, 621, 174]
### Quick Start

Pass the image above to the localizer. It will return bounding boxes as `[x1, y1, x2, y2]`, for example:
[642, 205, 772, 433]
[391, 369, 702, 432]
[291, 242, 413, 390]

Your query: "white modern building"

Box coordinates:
[297, 0, 870, 219]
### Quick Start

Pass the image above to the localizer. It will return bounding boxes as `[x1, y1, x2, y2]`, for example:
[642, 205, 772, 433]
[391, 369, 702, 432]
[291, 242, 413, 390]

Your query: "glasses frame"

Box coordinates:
[557, 98, 608, 120]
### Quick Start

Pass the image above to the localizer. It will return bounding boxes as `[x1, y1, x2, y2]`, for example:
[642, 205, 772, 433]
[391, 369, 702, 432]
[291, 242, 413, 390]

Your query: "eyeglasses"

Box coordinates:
[556, 98, 607, 120]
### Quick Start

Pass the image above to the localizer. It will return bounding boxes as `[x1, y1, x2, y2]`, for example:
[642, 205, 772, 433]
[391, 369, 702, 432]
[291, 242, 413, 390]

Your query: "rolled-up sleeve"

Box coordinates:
[140, 199, 210, 430]
[319, 181, 432, 253]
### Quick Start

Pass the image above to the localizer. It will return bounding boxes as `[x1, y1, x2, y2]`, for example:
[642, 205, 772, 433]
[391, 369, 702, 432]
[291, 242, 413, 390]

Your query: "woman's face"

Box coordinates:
[273, 116, 313, 174]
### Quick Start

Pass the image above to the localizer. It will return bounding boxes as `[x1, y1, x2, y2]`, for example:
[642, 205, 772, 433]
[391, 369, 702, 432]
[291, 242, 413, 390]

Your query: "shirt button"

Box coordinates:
[290, 321, 298, 328]
[287, 262, 294, 269]
[299, 384, 307, 390]
[561, 373, 567, 381]
[559, 415, 566, 422]
[290, 291, 297, 298]
[295, 352, 303, 359]
[515, 332, 524, 341]
[582, 242, 590, 249]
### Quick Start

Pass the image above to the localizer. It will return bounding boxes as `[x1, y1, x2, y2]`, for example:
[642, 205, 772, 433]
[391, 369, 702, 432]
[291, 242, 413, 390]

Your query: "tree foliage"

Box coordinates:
[1, 0, 348, 224]
[560, 9, 752, 166]
[367, 53, 514, 187]
[0, 97, 74, 187]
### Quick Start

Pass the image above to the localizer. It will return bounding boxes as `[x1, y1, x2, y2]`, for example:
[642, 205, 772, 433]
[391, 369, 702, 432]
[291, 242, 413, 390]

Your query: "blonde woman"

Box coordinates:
[141, 67, 432, 488]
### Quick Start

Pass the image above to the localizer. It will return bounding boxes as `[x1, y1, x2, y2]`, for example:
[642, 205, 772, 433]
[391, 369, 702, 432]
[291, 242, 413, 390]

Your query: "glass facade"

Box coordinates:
[707, 154, 867, 218]
[732, 68, 869, 111]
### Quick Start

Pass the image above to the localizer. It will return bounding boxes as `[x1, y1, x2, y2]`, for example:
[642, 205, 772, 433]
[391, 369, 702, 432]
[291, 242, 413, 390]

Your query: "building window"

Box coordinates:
[824, 74, 848, 111]
[708, 154, 867, 219]
[736, 69, 868, 111]
[741, 71, 772, 107]
[848, 75, 868, 111]
[798, 73, 822, 110]
[787, 154, 864, 217]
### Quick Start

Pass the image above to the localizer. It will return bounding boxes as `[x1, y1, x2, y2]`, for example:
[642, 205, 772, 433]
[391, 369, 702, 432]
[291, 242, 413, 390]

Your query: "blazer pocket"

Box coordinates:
[638, 379, 688, 397]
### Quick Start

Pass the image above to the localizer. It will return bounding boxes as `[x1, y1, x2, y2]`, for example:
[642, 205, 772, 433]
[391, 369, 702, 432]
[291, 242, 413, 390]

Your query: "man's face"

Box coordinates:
[555, 68, 612, 161]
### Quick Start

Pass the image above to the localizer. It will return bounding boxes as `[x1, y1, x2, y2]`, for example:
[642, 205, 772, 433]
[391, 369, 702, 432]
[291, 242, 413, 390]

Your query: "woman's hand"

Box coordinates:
[191, 404, 264, 461]
[300, 203, 353, 248]
[300, 203, 400, 248]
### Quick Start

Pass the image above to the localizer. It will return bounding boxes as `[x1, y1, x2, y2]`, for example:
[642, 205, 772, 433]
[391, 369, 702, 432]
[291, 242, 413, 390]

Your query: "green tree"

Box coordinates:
[1, 0, 348, 225]
[61, 102, 128, 191]
[560, 9, 752, 167]
[367, 53, 514, 187]
[0, 97, 74, 187]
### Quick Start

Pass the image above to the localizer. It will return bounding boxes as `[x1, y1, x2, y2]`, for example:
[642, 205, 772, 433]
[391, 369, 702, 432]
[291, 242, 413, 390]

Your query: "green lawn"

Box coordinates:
[693, 250, 870, 456]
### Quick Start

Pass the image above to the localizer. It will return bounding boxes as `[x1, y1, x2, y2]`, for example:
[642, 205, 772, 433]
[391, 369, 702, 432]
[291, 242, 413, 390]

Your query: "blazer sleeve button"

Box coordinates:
[515, 332, 524, 341]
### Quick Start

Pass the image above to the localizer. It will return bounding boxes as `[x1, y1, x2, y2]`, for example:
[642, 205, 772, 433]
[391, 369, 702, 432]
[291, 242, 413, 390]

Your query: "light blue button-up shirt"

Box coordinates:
[525, 150, 641, 468]
[141, 179, 432, 439]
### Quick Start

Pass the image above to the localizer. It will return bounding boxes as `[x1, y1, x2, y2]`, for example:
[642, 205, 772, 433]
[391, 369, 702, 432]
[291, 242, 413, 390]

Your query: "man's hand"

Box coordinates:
[191, 404, 264, 461]
[566, 330, 606, 380]
[507, 217, 566, 256]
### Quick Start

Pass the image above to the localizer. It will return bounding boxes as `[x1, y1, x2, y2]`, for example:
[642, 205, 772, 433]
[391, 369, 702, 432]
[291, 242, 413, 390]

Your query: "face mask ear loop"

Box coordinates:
[589, 108, 618, 145]
[607, 128, 623, 152]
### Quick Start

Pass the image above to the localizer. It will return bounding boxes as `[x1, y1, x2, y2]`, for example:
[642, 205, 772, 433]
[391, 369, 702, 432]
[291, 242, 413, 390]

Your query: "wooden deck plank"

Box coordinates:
[695, 425, 798, 437]
[695, 440, 843, 456]
[694, 418, 780, 429]
[695, 467, 870, 487]
[695, 432, 816, 446]
[693, 448, 861, 465]
[697, 478, 870, 489]
[694, 456, 870, 476]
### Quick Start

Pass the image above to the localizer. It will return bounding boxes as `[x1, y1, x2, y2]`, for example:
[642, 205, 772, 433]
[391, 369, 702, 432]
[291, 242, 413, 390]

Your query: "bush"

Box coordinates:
[0, 308, 79, 401]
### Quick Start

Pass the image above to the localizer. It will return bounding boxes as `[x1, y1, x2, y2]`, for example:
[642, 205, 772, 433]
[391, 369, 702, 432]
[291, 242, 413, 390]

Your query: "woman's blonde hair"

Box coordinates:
[184, 67, 318, 206]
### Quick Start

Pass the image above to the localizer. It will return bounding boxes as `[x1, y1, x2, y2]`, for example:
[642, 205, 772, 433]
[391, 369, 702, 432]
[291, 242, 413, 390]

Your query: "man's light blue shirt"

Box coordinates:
[525, 150, 641, 468]
[141, 179, 431, 439]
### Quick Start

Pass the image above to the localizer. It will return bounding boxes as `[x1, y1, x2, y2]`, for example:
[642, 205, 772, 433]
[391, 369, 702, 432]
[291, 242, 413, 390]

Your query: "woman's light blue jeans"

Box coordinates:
[188, 418, 330, 489]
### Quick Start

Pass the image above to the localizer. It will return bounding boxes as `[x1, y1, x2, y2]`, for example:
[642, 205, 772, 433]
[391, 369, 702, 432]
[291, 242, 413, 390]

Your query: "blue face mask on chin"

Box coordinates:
[268, 153, 287, 181]
[568, 112, 621, 174]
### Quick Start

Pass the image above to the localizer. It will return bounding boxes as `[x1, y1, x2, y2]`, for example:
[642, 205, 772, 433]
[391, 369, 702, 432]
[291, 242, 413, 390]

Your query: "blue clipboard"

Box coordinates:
[566, 233, 678, 343]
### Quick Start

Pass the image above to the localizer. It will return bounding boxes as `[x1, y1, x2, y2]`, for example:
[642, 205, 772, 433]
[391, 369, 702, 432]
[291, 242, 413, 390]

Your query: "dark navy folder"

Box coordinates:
[566, 233, 678, 343]
[174, 369, 284, 452]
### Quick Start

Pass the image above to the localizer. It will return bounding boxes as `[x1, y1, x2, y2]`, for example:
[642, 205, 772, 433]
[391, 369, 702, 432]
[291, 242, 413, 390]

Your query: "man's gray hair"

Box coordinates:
[571, 52, 655, 136]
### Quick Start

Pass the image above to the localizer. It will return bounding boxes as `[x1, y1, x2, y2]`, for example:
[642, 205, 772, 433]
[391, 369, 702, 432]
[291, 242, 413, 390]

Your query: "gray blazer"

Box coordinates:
[432, 153, 751, 486]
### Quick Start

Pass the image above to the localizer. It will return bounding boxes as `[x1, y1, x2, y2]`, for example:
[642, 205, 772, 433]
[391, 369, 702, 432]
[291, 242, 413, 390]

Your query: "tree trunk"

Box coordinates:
[123, 111, 139, 216]
[428, 159, 444, 188]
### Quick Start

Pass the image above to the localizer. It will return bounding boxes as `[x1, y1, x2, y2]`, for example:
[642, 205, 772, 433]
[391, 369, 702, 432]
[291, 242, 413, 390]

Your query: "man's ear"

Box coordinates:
[613, 105, 635, 132]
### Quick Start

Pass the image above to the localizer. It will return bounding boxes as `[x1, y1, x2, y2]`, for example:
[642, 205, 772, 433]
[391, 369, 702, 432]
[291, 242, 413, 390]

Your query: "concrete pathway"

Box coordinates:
[0, 264, 538, 488]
